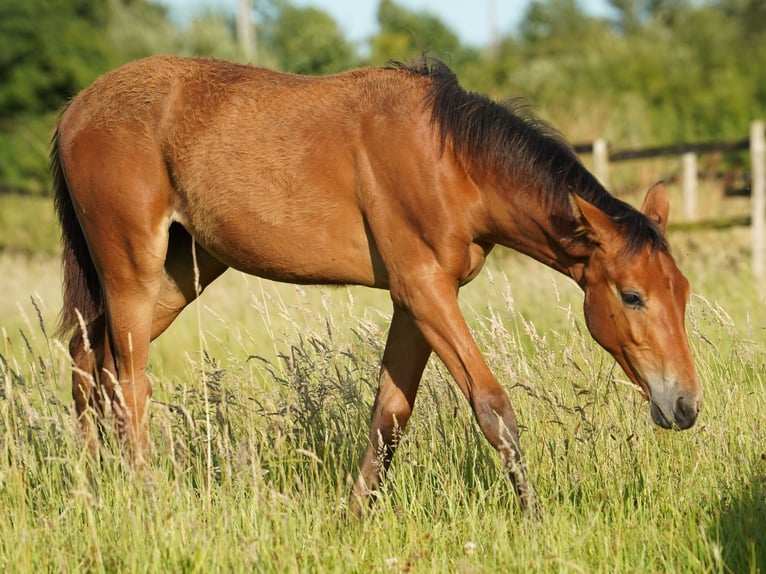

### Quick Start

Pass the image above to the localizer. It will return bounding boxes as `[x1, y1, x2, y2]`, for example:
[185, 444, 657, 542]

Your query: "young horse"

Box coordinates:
[52, 56, 701, 514]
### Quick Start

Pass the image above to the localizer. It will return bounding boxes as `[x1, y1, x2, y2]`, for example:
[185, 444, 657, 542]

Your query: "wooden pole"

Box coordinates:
[237, 0, 256, 61]
[682, 152, 697, 221]
[751, 120, 765, 281]
[488, 0, 499, 58]
[593, 138, 609, 188]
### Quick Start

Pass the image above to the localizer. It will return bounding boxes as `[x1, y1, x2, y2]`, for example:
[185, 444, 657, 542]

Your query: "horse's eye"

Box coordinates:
[620, 291, 644, 308]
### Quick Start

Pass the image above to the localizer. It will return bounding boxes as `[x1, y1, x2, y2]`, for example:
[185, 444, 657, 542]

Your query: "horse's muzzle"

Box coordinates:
[650, 393, 699, 430]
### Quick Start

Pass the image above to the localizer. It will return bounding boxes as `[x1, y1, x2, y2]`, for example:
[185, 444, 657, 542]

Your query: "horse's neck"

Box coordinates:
[483, 181, 587, 285]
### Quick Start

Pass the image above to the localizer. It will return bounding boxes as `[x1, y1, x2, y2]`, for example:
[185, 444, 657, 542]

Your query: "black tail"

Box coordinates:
[51, 126, 102, 338]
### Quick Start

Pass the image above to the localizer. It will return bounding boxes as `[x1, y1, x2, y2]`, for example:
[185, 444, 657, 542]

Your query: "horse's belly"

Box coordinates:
[182, 208, 385, 288]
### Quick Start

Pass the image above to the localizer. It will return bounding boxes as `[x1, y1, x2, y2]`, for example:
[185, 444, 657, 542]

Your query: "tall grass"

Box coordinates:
[1, 227, 764, 572]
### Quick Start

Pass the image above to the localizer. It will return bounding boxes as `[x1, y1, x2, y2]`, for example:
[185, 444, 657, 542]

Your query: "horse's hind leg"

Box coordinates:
[97, 225, 232, 457]
[69, 226, 226, 458]
[98, 255, 166, 460]
[72, 210, 169, 458]
[148, 224, 228, 342]
[69, 314, 112, 455]
[70, 314, 142, 456]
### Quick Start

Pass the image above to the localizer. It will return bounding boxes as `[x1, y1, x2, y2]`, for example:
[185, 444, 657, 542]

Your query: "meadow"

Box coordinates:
[0, 181, 764, 573]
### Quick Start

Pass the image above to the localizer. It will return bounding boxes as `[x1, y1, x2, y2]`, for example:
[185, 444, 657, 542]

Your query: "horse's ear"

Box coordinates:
[568, 193, 618, 248]
[640, 181, 669, 233]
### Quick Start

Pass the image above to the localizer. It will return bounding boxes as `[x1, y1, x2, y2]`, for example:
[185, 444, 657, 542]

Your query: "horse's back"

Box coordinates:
[58, 57, 291, 140]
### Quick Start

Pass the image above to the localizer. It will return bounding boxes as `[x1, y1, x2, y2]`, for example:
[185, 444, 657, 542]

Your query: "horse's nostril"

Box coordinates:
[674, 395, 698, 430]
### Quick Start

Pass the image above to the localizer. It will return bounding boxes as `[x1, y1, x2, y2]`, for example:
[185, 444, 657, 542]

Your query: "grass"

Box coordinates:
[1, 182, 765, 572]
[0, 193, 59, 256]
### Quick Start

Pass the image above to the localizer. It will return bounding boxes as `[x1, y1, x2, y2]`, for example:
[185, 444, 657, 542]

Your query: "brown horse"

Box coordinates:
[51, 56, 700, 514]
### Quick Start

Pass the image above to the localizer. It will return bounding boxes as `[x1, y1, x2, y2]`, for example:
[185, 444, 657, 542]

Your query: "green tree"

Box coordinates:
[109, 0, 179, 61]
[181, 13, 241, 61]
[0, 0, 115, 118]
[0, 0, 117, 193]
[721, 0, 766, 36]
[510, 0, 619, 136]
[521, 0, 609, 56]
[370, 0, 465, 64]
[608, 0, 643, 32]
[267, 5, 355, 74]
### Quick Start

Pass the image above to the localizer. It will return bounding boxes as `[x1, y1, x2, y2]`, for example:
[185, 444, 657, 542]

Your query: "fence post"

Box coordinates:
[237, 0, 256, 61]
[682, 152, 698, 221]
[752, 120, 765, 281]
[593, 138, 609, 188]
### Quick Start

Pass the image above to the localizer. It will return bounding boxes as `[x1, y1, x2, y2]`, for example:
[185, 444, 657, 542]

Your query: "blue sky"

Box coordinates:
[157, 0, 616, 47]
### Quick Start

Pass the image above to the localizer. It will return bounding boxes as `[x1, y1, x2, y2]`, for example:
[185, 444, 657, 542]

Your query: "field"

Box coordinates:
[0, 183, 764, 573]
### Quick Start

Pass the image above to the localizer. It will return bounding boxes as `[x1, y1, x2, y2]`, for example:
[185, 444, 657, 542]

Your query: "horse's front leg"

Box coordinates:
[397, 274, 539, 516]
[350, 305, 432, 516]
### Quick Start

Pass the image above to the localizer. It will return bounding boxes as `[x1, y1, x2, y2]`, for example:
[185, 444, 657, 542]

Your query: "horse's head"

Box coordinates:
[570, 183, 701, 429]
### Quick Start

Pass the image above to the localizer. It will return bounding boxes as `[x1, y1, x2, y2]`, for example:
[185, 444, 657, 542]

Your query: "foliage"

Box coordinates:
[507, 0, 766, 144]
[0, 0, 115, 119]
[0, 114, 55, 195]
[371, 0, 464, 63]
[0, 0, 117, 194]
[108, 0, 179, 61]
[180, 13, 241, 61]
[266, 5, 356, 75]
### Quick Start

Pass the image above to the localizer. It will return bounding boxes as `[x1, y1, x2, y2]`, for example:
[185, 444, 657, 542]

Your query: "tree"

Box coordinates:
[268, 5, 355, 74]
[181, 13, 241, 61]
[370, 0, 464, 64]
[521, 0, 608, 56]
[0, 0, 117, 193]
[0, 0, 116, 119]
[608, 0, 643, 32]
[109, 0, 180, 62]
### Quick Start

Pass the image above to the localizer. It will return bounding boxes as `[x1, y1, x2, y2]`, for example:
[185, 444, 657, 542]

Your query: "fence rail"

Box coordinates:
[574, 121, 765, 281]
[573, 139, 750, 162]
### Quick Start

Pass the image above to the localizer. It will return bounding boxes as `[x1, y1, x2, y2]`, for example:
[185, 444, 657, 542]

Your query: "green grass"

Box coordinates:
[0, 193, 60, 256]
[0, 183, 765, 572]
[1, 248, 765, 572]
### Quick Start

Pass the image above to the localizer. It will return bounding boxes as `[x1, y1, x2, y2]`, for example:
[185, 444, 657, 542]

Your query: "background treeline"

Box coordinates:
[1, 0, 765, 195]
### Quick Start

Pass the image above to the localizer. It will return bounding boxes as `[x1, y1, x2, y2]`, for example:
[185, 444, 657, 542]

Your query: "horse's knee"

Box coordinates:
[371, 388, 413, 442]
[472, 386, 520, 447]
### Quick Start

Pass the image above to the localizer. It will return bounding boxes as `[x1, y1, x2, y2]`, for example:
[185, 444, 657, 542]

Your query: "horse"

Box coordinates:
[51, 56, 701, 515]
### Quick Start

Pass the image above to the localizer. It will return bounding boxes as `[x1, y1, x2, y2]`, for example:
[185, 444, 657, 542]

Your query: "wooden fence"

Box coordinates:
[574, 120, 766, 280]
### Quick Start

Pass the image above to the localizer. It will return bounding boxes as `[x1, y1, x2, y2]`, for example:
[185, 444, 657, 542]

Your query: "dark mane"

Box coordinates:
[387, 58, 667, 255]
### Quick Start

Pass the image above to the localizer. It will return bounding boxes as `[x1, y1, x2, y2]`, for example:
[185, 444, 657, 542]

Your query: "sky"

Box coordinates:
[157, 0, 616, 48]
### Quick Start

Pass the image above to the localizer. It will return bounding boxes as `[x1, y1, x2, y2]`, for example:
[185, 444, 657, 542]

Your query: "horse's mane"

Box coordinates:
[387, 57, 667, 255]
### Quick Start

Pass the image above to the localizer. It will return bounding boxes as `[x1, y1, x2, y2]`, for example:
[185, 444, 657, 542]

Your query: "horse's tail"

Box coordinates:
[51, 126, 102, 339]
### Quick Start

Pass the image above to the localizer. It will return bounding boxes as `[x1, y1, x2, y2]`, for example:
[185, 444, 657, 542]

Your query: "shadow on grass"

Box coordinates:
[714, 461, 766, 572]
